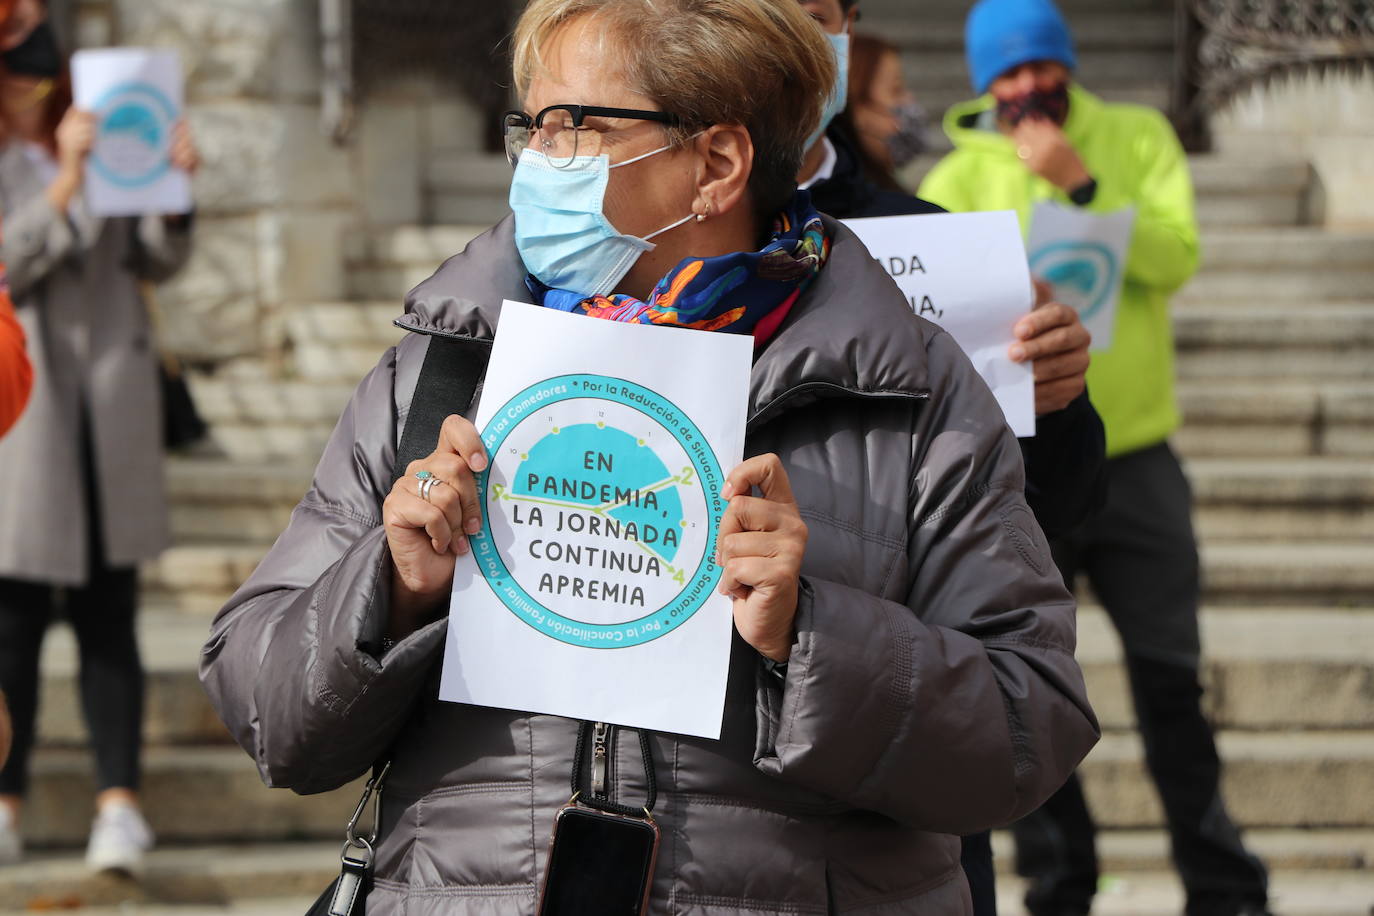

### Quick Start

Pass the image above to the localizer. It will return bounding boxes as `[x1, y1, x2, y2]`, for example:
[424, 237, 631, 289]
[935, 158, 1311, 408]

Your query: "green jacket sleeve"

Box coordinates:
[1089, 109, 1199, 294]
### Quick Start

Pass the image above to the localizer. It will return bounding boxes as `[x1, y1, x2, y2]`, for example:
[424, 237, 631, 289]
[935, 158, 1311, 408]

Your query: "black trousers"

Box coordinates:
[1011, 443, 1267, 916]
[0, 419, 144, 797]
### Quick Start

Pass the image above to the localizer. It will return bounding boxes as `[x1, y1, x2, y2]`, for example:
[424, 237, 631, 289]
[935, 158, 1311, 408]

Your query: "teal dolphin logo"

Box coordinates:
[1029, 241, 1119, 321]
[91, 82, 177, 188]
[104, 103, 164, 148]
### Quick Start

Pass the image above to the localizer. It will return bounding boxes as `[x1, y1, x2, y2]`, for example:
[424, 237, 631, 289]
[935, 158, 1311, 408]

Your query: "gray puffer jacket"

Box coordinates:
[201, 215, 1098, 915]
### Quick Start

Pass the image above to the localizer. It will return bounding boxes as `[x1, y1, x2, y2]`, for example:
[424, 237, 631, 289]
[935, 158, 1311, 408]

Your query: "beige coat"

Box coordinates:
[0, 142, 192, 585]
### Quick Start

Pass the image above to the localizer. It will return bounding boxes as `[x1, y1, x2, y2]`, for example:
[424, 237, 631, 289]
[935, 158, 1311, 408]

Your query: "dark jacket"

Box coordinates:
[201, 215, 1099, 914]
[811, 125, 1106, 539]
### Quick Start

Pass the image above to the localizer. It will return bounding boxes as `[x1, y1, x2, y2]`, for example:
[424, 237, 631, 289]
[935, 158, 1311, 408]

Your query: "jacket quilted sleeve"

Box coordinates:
[199, 333, 449, 794]
[754, 327, 1099, 835]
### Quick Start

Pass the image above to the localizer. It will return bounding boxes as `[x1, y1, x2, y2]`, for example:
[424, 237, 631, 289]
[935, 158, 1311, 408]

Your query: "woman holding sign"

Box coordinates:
[203, 0, 1097, 912]
[0, 17, 198, 874]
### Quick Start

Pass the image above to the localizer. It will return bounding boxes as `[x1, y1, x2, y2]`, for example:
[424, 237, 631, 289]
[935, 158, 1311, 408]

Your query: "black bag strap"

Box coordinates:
[319, 335, 492, 915]
[389, 334, 492, 486]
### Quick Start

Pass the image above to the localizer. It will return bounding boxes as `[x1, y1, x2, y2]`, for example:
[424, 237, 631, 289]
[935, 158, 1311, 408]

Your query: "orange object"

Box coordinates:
[0, 262, 32, 438]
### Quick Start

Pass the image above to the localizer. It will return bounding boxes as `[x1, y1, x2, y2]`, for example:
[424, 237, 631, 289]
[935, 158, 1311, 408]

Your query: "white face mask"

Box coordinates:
[509, 142, 696, 296]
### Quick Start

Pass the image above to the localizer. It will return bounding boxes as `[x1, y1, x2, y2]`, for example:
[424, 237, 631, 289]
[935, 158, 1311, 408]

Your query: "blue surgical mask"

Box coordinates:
[509, 143, 695, 296]
[805, 27, 850, 150]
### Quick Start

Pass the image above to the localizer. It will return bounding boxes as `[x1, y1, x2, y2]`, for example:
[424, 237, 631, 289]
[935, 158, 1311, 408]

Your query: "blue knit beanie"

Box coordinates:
[965, 0, 1077, 95]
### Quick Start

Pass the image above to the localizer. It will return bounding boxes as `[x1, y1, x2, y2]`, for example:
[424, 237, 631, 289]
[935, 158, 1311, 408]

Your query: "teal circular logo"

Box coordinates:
[472, 375, 725, 648]
[1029, 241, 1119, 321]
[91, 82, 176, 189]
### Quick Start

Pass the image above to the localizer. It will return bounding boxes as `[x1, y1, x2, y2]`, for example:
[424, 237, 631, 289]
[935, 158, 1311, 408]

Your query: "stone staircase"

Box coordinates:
[6, 1, 1374, 910]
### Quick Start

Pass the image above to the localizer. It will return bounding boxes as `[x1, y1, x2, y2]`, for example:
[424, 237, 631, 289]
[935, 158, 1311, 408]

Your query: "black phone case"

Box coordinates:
[537, 805, 661, 916]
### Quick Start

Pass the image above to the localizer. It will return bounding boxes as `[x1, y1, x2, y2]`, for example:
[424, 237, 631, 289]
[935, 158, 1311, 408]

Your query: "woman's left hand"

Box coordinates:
[169, 119, 200, 175]
[717, 454, 808, 663]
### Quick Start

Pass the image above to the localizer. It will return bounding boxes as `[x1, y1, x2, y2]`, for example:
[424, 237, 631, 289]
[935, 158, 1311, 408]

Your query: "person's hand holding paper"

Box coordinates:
[1008, 278, 1091, 416]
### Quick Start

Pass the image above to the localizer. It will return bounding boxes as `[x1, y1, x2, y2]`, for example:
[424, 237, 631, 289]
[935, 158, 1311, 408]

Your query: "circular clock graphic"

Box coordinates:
[471, 374, 726, 648]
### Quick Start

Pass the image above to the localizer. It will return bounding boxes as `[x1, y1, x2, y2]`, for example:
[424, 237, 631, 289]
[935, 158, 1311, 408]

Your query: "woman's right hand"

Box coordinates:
[55, 108, 97, 176]
[382, 414, 488, 639]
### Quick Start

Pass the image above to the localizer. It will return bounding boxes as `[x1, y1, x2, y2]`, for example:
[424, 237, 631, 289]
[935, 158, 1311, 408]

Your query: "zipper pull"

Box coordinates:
[591, 721, 608, 796]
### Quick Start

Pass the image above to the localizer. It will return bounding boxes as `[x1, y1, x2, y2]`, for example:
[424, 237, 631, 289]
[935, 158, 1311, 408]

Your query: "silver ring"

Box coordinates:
[419, 476, 445, 503]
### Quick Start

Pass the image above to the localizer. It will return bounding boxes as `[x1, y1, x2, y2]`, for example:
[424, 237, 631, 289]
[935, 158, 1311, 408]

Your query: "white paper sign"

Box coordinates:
[438, 302, 751, 739]
[71, 48, 191, 217]
[844, 211, 1036, 437]
[1027, 201, 1136, 352]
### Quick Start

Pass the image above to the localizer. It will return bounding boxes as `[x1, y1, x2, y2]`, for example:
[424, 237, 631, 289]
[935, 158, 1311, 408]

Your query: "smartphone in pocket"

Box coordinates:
[537, 805, 660, 916]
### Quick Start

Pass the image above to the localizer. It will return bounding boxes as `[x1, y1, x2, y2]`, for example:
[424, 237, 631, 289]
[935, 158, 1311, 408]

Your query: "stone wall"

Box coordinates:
[1211, 70, 1374, 229]
[67, 0, 487, 367]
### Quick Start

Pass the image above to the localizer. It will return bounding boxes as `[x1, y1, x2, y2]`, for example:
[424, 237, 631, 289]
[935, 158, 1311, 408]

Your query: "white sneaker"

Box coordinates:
[85, 801, 154, 876]
[0, 805, 20, 866]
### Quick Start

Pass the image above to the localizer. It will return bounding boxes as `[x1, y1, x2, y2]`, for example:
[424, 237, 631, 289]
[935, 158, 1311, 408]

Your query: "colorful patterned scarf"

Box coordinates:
[529, 191, 830, 345]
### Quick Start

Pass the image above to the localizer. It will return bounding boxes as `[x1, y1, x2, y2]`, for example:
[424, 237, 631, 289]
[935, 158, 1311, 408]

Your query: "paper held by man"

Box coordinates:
[843, 210, 1037, 437]
[438, 302, 751, 739]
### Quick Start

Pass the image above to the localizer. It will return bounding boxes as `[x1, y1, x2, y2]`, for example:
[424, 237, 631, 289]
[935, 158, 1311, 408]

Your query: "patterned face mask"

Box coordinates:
[885, 100, 929, 169]
[995, 82, 1070, 127]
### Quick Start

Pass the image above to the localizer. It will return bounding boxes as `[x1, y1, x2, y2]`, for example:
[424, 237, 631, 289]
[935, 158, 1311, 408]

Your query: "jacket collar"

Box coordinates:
[397, 213, 931, 425]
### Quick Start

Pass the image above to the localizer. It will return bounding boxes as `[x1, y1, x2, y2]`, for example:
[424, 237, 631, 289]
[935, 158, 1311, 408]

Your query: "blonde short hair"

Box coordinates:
[513, 0, 837, 224]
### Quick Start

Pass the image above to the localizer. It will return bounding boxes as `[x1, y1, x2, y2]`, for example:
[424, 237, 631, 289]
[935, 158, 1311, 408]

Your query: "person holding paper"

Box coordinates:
[203, 1, 1098, 912]
[918, 3, 1270, 916]
[0, 17, 198, 875]
[797, 4, 1105, 913]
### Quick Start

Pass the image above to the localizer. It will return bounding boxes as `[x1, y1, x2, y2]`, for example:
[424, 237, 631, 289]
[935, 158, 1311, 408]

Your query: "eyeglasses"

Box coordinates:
[501, 104, 682, 170]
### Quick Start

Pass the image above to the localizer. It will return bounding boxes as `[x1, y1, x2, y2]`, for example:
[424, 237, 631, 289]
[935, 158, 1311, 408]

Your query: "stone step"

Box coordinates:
[36, 614, 231, 748]
[1077, 607, 1374, 732]
[1175, 382, 1374, 459]
[1175, 303, 1374, 349]
[140, 544, 267, 616]
[1197, 228, 1374, 271]
[1176, 347, 1373, 383]
[167, 458, 313, 543]
[1182, 266, 1374, 303]
[0, 843, 337, 909]
[1197, 542, 1374, 606]
[995, 869, 1374, 916]
[991, 828, 1374, 874]
[4, 836, 1368, 911]
[284, 301, 406, 348]
[1079, 730, 1374, 829]
[1185, 457, 1374, 541]
[188, 375, 357, 427]
[22, 746, 365, 848]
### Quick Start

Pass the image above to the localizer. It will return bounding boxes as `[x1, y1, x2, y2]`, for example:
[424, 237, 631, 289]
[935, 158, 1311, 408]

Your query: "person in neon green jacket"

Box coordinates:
[919, 3, 1270, 916]
[920, 82, 1196, 458]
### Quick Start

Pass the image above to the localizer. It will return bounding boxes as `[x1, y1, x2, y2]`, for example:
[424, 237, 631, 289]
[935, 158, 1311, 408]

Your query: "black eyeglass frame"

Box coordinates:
[501, 104, 683, 167]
